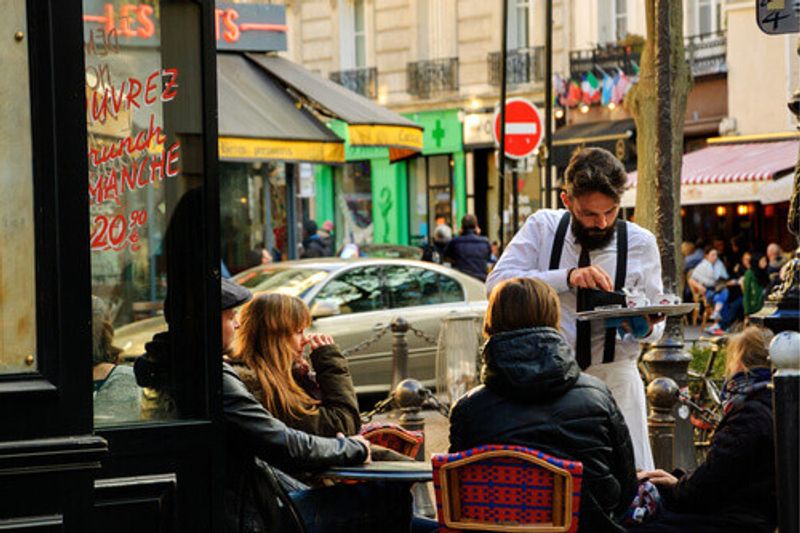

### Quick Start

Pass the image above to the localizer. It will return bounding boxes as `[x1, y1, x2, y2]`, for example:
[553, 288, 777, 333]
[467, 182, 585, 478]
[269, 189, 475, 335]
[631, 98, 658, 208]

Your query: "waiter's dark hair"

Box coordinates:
[563, 147, 627, 201]
[484, 277, 560, 337]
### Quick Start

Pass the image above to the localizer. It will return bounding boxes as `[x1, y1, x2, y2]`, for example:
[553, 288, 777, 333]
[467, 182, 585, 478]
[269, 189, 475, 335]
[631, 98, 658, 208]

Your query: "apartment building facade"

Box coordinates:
[282, 0, 796, 249]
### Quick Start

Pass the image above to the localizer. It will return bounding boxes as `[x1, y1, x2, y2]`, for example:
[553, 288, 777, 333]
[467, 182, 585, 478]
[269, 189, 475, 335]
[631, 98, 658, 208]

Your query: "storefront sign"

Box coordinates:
[463, 112, 495, 147]
[404, 109, 463, 156]
[82, 1, 287, 51]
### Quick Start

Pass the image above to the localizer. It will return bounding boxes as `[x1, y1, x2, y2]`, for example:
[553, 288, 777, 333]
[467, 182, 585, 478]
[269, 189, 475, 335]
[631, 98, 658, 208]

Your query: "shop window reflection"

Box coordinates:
[335, 162, 373, 249]
[84, 1, 208, 426]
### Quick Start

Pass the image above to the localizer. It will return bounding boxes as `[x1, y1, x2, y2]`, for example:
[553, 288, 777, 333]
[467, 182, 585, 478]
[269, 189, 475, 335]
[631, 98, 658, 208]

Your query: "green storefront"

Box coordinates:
[315, 109, 465, 249]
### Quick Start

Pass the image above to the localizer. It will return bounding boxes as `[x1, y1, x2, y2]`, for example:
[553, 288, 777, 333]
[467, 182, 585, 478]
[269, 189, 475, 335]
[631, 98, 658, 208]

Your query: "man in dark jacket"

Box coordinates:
[444, 214, 492, 281]
[220, 279, 427, 533]
[301, 220, 333, 258]
[449, 278, 637, 533]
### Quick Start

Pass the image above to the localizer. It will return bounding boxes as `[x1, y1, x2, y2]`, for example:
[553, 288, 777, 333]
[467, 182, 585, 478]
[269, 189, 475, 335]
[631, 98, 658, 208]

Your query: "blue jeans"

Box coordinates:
[705, 287, 729, 307]
[289, 481, 438, 533]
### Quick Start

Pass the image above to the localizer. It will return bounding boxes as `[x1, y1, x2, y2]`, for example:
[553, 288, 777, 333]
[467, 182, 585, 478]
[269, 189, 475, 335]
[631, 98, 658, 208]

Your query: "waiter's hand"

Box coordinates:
[568, 265, 613, 291]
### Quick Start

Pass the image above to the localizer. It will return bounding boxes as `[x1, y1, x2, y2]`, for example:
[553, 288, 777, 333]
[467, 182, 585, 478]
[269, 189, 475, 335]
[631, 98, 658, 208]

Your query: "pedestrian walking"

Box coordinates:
[444, 214, 492, 281]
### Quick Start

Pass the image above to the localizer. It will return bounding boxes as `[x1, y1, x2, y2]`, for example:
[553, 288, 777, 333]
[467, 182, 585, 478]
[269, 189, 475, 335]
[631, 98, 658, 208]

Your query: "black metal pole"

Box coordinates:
[498, 0, 508, 249]
[544, 0, 553, 209]
[512, 167, 519, 233]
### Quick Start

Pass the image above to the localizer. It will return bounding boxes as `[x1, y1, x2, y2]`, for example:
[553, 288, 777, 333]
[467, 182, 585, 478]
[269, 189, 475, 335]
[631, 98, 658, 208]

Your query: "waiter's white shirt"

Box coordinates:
[486, 209, 664, 470]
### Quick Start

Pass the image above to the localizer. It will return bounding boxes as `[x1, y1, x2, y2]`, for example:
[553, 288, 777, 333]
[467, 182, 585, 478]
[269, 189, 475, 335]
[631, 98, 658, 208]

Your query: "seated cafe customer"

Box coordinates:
[220, 279, 437, 533]
[631, 326, 776, 533]
[448, 277, 637, 533]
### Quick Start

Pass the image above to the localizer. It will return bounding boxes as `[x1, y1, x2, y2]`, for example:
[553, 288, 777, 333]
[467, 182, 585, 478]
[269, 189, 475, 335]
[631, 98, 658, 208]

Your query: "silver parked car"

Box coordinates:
[115, 258, 488, 394]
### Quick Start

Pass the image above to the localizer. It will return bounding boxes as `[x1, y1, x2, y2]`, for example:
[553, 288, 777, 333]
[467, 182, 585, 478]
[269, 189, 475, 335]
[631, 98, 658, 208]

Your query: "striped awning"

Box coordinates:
[622, 140, 798, 207]
[627, 140, 798, 186]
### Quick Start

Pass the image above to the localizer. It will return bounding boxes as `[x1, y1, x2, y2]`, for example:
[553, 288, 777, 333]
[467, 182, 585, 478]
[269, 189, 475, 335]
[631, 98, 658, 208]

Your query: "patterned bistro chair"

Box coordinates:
[359, 421, 424, 459]
[432, 444, 583, 533]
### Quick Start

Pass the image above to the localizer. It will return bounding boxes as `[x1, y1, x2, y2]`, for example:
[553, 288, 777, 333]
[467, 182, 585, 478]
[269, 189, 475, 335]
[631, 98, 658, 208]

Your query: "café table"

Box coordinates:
[320, 460, 433, 483]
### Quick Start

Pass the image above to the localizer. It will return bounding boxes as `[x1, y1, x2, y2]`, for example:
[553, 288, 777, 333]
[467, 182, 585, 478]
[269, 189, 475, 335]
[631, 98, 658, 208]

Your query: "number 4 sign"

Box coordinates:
[757, 0, 799, 34]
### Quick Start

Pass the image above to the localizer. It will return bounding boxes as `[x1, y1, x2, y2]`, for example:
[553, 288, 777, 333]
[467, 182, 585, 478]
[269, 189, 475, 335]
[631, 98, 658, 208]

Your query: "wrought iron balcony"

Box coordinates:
[568, 32, 726, 80]
[569, 45, 641, 78]
[685, 32, 727, 77]
[330, 67, 378, 99]
[406, 58, 459, 99]
[488, 46, 545, 86]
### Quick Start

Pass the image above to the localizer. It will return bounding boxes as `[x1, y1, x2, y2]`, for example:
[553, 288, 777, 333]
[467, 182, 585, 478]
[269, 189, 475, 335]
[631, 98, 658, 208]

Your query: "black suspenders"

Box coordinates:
[549, 211, 628, 368]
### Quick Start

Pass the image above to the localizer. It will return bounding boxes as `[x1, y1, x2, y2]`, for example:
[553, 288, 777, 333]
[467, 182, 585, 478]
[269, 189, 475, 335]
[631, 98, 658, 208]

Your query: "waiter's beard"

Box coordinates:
[570, 213, 616, 251]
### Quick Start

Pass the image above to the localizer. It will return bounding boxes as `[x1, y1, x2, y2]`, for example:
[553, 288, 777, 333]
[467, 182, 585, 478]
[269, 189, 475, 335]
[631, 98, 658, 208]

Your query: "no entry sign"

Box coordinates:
[493, 98, 542, 160]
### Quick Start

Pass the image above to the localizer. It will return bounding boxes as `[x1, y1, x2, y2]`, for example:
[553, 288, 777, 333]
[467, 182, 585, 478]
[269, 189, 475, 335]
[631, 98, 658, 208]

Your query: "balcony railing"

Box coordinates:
[568, 32, 727, 80]
[569, 45, 641, 78]
[685, 32, 727, 77]
[488, 46, 545, 86]
[330, 67, 378, 99]
[407, 58, 459, 99]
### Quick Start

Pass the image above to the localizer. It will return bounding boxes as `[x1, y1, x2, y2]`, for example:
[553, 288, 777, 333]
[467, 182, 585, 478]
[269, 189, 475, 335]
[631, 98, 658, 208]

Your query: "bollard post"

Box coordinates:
[393, 378, 426, 459]
[390, 317, 410, 391]
[770, 331, 800, 533]
[646, 376, 679, 471]
[642, 322, 695, 470]
[393, 378, 435, 519]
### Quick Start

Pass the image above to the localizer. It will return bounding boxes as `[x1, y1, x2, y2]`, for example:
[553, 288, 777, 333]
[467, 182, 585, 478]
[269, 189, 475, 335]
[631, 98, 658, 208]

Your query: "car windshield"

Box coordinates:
[235, 267, 329, 297]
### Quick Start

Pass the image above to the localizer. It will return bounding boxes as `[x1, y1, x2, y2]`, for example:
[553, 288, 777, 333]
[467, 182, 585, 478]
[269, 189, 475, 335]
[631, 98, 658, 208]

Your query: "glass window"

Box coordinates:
[408, 158, 428, 246]
[698, 0, 712, 34]
[384, 266, 464, 308]
[0, 0, 36, 373]
[354, 0, 366, 68]
[84, 0, 208, 426]
[237, 267, 329, 298]
[384, 266, 425, 308]
[506, 0, 530, 49]
[615, 0, 628, 40]
[335, 162, 373, 248]
[428, 156, 453, 230]
[314, 267, 383, 314]
[437, 274, 465, 303]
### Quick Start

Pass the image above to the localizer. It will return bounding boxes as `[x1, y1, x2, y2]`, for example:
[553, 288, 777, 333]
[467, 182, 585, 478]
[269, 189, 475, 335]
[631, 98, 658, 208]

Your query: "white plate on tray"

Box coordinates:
[576, 303, 697, 321]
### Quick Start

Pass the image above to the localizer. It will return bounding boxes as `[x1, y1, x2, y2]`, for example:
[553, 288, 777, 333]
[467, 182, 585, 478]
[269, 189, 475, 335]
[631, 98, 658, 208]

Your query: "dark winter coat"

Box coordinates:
[301, 234, 332, 258]
[659, 387, 776, 533]
[421, 239, 448, 264]
[222, 362, 367, 533]
[449, 327, 637, 533]
[234, 345, 361, 438]
[444, 230, 492, 281]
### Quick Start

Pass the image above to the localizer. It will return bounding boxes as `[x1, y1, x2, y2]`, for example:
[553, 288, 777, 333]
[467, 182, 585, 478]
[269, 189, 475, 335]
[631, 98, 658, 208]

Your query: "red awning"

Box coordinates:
[627, 140, 798, 186]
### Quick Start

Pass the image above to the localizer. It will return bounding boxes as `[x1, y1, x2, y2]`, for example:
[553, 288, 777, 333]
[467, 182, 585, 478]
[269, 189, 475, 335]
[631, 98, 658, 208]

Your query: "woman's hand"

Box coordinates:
[307, 333, 335, 351]
[638, 469, 678, 488]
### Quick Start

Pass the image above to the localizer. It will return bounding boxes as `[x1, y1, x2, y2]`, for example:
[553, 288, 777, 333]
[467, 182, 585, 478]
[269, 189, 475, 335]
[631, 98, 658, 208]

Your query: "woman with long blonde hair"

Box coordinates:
[233, 292, 361, 437]
[633, 326, 776, 533]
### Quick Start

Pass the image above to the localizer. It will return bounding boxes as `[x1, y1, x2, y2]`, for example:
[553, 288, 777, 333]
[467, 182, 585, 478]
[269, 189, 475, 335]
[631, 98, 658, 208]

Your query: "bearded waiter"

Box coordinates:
[487, 147, 664, 470]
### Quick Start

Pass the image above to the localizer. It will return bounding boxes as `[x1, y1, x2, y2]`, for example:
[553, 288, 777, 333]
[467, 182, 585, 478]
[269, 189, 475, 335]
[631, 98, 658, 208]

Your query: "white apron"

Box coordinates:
[585, 359, 654, 471]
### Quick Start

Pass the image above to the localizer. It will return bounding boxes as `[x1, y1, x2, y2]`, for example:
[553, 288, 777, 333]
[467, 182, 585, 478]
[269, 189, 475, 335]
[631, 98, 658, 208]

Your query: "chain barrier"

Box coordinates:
[406, 323, 439, 345]
[360, 394, 395, 423]
[420, 387, 451, 418]
[341, 323, 392, 357]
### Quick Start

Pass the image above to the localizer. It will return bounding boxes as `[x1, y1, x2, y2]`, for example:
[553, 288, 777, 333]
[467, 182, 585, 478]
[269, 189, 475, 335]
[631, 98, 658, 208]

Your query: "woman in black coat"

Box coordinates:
[631, 326, 776, 533]
[449, 277, 637, 533]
